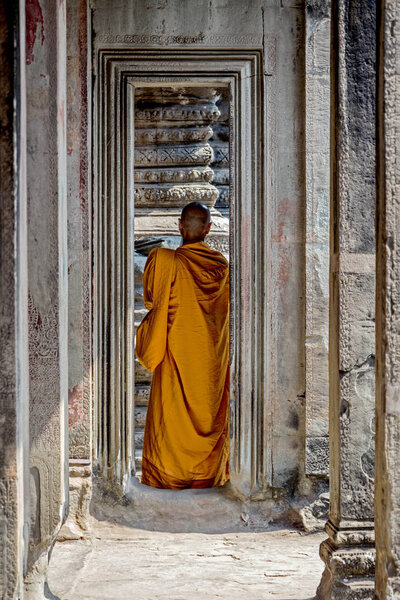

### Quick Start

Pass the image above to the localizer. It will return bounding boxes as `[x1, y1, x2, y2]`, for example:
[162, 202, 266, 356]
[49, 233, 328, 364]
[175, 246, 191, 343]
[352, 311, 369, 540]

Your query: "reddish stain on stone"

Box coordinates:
[277, 244, 291, 297]
[26, 0, 45, 65]
[273, 198, 296, 243]
[68, 384, 84, 428]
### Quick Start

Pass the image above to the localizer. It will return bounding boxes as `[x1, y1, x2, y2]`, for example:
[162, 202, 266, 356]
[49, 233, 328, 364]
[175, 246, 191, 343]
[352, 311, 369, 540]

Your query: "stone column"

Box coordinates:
[0, 2, 30, 597]
[304, 0, 330, 479]
[375, 0, 400, 597]
[316, 0, 376, 598]
[24, 0, 69, 596]
[58, 0, 92, 540]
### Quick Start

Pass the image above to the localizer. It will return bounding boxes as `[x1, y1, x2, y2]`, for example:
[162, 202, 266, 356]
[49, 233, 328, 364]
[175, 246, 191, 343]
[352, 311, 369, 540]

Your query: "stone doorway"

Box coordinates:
[94, 51, 269, 498]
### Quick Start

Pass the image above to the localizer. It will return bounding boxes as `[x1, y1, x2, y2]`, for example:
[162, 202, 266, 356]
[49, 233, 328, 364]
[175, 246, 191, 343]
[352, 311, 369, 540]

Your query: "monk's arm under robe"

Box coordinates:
[142, 248, 156, 310]
[136, 247, 175, 373]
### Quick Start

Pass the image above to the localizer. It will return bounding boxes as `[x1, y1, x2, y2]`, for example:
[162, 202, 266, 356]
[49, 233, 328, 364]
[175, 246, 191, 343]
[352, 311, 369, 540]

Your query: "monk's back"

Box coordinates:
[167, 242, 229, 372]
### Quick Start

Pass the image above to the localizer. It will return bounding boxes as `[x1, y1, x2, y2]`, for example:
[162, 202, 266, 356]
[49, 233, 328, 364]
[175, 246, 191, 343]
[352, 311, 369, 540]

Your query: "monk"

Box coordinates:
[136, 202, 229, 489]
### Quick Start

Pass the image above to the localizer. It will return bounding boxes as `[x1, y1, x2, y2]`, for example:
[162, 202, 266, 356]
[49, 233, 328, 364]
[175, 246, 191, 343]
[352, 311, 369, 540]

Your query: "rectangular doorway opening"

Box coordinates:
[132, 85, 231, 479]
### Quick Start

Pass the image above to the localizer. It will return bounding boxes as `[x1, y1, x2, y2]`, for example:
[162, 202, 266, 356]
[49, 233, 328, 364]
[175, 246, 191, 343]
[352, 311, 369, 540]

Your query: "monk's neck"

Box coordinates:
[181, 237, 206, 246]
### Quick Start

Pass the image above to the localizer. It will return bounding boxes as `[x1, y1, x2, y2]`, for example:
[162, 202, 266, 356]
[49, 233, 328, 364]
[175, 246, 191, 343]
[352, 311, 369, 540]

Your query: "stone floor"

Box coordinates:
[48, 518, 325, 600]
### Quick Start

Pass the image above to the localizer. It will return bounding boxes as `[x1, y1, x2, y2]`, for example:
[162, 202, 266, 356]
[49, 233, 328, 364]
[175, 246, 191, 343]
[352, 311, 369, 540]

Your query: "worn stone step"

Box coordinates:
[134, 405, 147, 428]
[134, 383, 150, 405]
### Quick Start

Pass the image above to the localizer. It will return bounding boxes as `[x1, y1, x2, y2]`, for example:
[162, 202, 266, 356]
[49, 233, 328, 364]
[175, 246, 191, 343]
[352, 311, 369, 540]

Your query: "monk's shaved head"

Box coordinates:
[179, 202, 211, 243]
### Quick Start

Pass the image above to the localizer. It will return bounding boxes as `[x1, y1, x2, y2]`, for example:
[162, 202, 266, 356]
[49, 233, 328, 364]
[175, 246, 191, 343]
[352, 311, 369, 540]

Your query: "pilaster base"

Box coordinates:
[57, 459, 92, 541]
[316, 520, 375, 600]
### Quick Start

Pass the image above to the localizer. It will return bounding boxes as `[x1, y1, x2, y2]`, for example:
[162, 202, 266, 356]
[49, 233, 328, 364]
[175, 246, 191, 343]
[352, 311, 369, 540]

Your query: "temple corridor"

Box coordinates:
[2, 0, 400, 598]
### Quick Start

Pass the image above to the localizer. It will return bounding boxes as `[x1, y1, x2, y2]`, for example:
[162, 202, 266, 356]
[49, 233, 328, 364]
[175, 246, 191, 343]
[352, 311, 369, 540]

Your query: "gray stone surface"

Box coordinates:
[61, 0, 93, 541]
[0, 3, 29, 598]
[316, 0, 376, 597]
[24, 0, 69, 595]
[48, 513, 325, 600]
[375, 0, 400, 597]
[305, 0, 330, 476]
[66, 0, 92, 463]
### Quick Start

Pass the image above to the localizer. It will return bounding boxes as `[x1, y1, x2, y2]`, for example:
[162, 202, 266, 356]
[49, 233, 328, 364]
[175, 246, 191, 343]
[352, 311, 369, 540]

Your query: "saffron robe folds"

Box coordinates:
[136, 241, 229, 489]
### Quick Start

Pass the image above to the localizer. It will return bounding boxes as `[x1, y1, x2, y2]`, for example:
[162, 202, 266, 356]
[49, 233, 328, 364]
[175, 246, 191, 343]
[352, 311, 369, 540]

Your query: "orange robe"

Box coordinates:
[136, 241, 229, 489]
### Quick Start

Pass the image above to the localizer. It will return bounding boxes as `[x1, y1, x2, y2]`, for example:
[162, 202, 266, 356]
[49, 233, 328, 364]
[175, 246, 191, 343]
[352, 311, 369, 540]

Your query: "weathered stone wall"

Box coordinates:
[24, 0, 69, 594]
[375, 0, 400, 596]
[92, 0, 313, 501]
[317, 0, 376, 597]
[0, 0, 69, 596]
[61, 0, 92, 539]
[0, 3, 30, 597]
[305, 0, 330, 478]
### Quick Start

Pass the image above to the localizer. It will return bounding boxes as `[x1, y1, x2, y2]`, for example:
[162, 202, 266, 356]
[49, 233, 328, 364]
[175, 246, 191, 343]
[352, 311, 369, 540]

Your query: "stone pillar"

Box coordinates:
[304, 0, 330, 478]
[316, 0, 376, 598]
[0, 2, 30, 597]
[59, 0, 92, 540]
[24, 0, 68, 596]
[375, 0, 400, 597]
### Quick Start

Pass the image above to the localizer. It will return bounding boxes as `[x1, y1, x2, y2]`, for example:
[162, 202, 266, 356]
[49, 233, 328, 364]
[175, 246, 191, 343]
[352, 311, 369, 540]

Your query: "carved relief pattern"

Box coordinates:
[134, 166, 214, 184]
[135, 184, 219, 207]
[135, 144, 214, 168]
[27, 293, 62, 540]
[134, 88, 220, 208]
[0, 479, 17, 600]
[135, 101, 220, 123]
[209, 101, 230, 209]
[135, 126, 212, 145]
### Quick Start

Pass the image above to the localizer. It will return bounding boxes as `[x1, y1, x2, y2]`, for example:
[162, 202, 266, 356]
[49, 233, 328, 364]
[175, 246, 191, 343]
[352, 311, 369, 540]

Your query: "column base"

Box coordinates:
[57, 459, 92, 541]
[316, 520, 375, 600]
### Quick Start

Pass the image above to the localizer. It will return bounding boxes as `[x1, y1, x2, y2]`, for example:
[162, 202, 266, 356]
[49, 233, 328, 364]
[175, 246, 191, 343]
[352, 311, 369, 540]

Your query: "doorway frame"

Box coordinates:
[93, 49, 273, 496]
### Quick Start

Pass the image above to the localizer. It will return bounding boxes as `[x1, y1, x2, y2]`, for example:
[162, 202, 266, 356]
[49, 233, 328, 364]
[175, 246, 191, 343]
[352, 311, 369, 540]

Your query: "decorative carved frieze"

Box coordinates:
[210, 145, 229, 168]
[134, 183, 219, 208]
[135, 144, 214, 167]
[135, 126, 213, 145]
[134, 166, 214, 184]
[135, 101, 220, 124]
